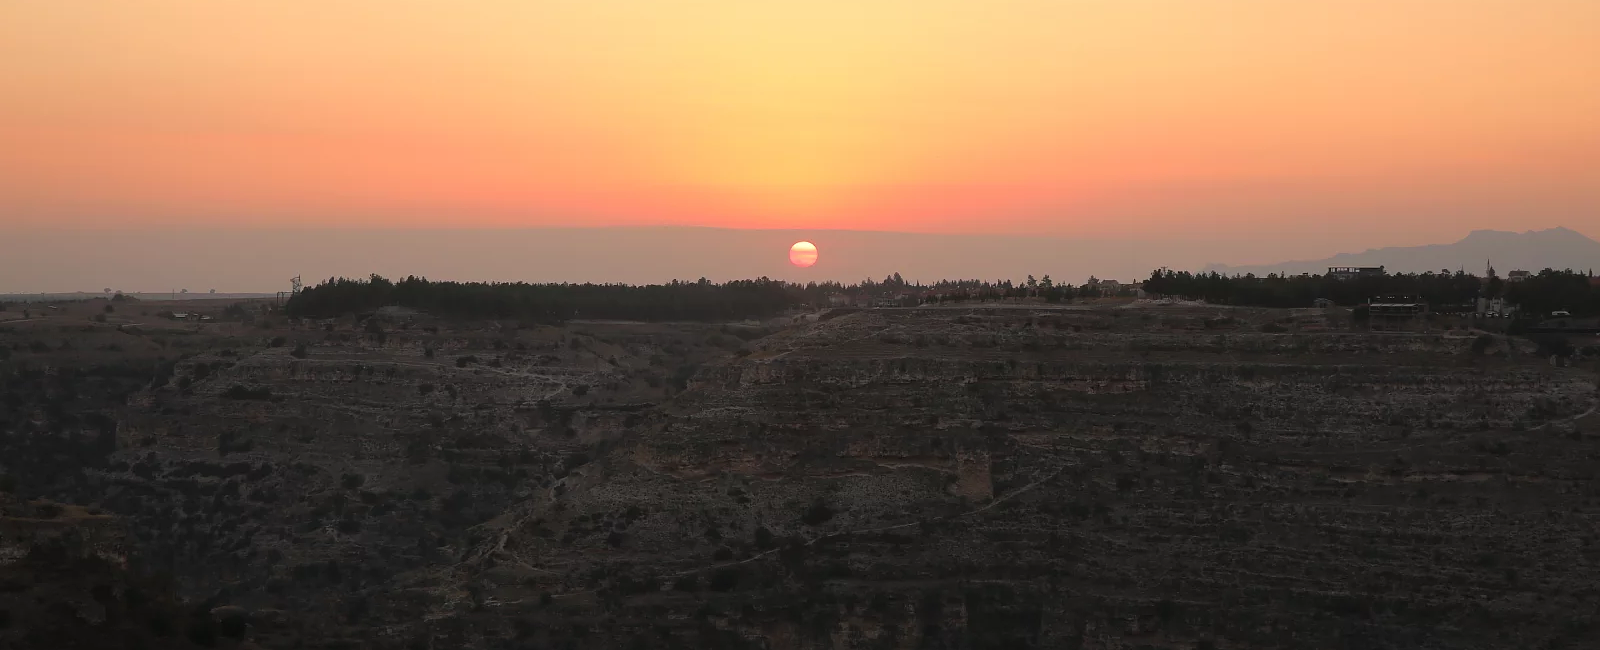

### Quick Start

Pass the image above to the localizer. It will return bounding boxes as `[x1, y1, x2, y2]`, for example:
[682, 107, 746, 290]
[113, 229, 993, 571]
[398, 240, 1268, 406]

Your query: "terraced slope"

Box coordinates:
[0, 308, 759, 647]
[6, 303, 1599, 648]
[455, 306, 1600, 649]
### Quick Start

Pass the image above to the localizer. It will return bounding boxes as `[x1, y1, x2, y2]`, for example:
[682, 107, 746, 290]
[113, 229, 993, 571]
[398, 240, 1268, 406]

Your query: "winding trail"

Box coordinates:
[1530, 397, 1598, 432]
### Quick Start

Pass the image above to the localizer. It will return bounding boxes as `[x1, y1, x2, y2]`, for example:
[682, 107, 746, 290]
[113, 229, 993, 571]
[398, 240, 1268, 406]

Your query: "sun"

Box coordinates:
[789, 241, 818, 268]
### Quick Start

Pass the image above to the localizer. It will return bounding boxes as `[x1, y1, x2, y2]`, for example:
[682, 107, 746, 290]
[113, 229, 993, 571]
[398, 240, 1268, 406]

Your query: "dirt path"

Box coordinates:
[1530, 398, 1598, 432]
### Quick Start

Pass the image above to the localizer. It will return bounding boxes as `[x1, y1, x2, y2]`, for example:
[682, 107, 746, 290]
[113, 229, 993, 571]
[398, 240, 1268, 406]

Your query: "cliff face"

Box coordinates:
[462, 307, 1600, 649]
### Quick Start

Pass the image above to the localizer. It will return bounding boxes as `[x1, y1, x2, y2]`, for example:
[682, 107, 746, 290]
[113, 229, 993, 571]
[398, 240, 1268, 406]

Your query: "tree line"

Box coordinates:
[284, 267, 1600, 323]
[1142, 269, 1484, 309]
[285, 275, 798, 322]
[1143, 268, 1598, 316]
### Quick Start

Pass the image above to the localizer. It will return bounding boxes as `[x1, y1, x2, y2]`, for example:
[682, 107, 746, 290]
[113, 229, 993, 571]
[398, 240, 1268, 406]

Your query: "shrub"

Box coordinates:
[456, 355, 478, 368]
[222, 385, 273, 400]
[290, 343, 309, 359]
[669, 364, 697, 391]
[341, 473, 365, 489]
[1116, 475, 1138, 492]
[418, 383, 436, 396]
[268, 336, 287, 348]
[147, 611, 176, 637]
[778, 536, 808, 567]
[216, 612, 247, 639]
[707, 567, 742, 592]
[1534, 334, 1574, 357]
[801, 499, 835, 526]
[186, 616, 218, 647]
[1258, 322, 1287, 333]
[570, 384, 589, 396]
[1472, 334, 1495, 355]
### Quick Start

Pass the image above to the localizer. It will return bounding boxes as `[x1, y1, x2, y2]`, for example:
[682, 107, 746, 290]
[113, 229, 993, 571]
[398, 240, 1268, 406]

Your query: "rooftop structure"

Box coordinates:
[1367, 296, 1428, 331]
[1328, 266, 1385, 280]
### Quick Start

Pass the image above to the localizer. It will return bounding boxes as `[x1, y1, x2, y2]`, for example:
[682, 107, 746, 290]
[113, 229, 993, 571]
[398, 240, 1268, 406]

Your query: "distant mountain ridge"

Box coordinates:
[1203, 227, 1600, 277]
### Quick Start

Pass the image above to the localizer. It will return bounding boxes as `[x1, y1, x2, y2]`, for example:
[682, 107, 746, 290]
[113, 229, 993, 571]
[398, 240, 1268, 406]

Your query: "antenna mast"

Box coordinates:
[277, 275, 303, 309]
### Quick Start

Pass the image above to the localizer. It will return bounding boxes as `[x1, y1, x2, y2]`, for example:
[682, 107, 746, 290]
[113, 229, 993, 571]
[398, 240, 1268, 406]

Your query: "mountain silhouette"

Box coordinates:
[1203, 227, 1600, 277]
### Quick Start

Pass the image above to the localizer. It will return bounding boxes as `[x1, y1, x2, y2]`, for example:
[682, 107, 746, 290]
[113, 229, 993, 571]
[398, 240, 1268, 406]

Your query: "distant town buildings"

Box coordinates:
[1477, 297, 1515, 317]
[1367, 296, 1428, 331]
[1506, 270, 1531, 283]
[1328, 266, 1386, 280]
[871, 294, 914, 308]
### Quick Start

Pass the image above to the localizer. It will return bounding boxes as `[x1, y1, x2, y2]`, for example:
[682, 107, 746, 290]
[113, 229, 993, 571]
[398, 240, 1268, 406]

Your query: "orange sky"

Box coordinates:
[3, 1, 1598, 240]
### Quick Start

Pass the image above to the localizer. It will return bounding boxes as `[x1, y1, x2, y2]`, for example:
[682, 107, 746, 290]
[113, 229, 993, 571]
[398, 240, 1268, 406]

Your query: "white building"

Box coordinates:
[1477, 297, 1516, 316]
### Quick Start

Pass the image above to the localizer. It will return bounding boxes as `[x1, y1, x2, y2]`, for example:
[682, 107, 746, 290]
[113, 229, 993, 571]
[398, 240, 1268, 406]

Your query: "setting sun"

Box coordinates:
[789, 241, 819, 268]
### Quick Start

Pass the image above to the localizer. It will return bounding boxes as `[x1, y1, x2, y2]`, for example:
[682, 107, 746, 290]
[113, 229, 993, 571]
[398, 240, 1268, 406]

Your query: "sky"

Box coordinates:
[3, 1, 1599, 287]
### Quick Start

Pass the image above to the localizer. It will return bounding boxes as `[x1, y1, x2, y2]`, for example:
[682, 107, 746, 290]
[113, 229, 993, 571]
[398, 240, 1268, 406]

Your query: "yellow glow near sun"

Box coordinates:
[2, 1, 1597, 231]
